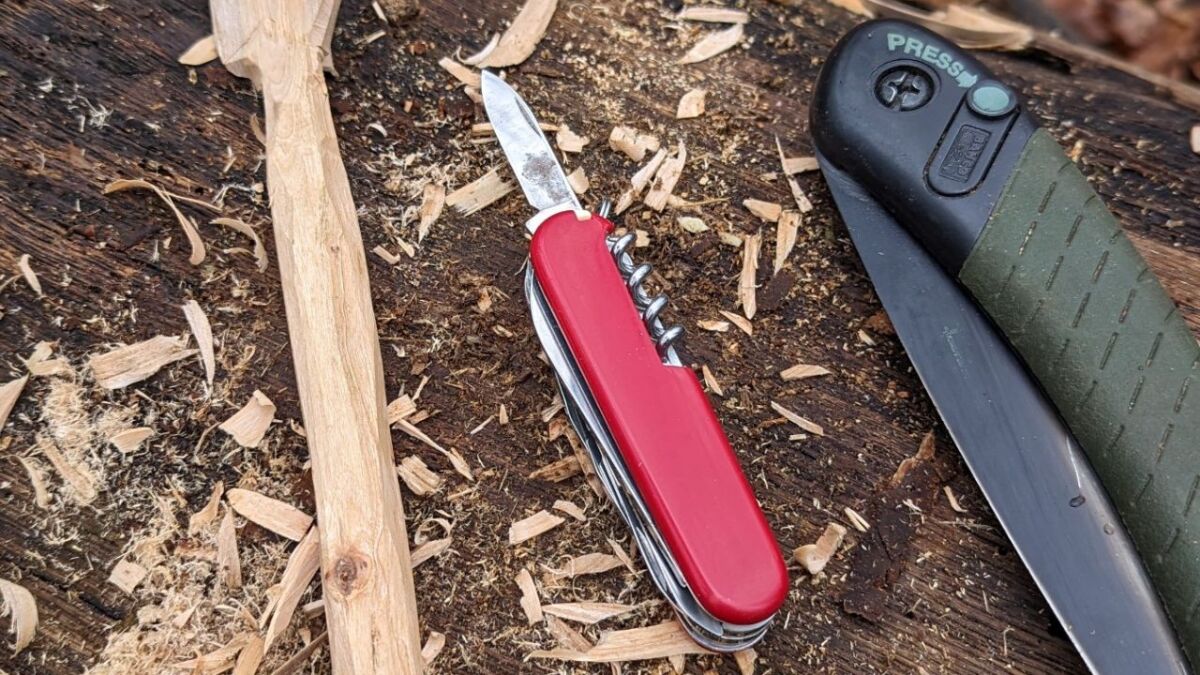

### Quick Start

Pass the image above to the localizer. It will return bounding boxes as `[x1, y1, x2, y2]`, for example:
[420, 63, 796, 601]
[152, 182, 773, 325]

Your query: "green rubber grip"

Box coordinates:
[960, 129, 1200, 659]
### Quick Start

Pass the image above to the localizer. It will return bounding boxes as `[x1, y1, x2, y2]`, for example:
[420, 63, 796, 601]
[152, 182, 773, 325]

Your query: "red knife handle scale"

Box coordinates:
[530, 210, 788, 625]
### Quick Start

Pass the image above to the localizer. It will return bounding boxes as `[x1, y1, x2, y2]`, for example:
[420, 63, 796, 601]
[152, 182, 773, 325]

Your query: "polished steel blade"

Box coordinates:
[818, 152, 1188, 675]
[480, 71, 579, 213]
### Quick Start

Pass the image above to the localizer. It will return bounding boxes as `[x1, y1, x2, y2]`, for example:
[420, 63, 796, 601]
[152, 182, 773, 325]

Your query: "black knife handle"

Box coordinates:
[813, 18, 1200, 664]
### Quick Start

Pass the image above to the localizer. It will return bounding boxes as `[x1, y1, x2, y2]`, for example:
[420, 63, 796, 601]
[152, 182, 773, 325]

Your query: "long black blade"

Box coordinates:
[818, 153, 1187, 674]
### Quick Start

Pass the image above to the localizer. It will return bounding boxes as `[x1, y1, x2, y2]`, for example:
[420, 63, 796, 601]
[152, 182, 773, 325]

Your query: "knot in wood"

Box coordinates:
[330, 551, 370, 597]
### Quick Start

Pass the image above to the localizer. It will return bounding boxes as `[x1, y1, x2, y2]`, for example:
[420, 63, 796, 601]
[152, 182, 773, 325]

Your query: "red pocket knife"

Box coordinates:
[481, 71, 788, 651]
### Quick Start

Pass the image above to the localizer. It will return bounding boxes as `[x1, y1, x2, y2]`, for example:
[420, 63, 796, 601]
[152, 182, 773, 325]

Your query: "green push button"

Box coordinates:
[968, 81, 1017, 119]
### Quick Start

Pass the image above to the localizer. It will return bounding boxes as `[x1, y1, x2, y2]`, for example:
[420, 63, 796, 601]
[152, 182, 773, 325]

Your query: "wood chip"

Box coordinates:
[509, 510, 565, 545]
[90, 335, 196, 389]
[21, 342, 69, 378]
[644, 141, 687, 211]
[677, 6, 749, 23]
[421, 631, 446, 666]
[16, 457, 49, 509]
[528, 456, 581, 482]
[227, 488, 313, 542]
[37, 437, 96, 504]
[566, 167, 589, 195]
[718, 309, 752, 336]
[857, 329, 877, 346]
[891, 431, 936, 487]
[394, 418, 475, 480]
[552, 499, 586, 521]
[387, 394, 417, 424]
[373, 245, 401, 265]
[181, 300, 216, 387]
[555, 126, 589, 153]
[794, 522, 847, 575]
[743, 199, 781, 223]
[780, 364, 831, 381]
[178, 34, 218, 65]
[679, 23, 744, 64]
[1191, 125, 1199, 154]
[773, 210, 800, 274]
[735, 648, 758, 675]
[232, 634, 264, 675]
[103, 179, 210, 265]
[844, 506, 870, 532]
[670, 654, 687, 673]
[472, 0, 557, 68]
[210, 217, 268, 271]
[189, 482, 225, 534]
[530, 619, 713, 662]
[738, 232, 761, 320]
[108, 559, 147, 594]
[780, 156, 819, 176]
[543, 552, 623, 582]
[263, 526, 320, 652]
[515, 568, 543, 624]
[677, 216, 708, 233]
[542, 602, 634, 625]
[701, 364, 723, 397]
[608, 126, 661, 162]
[0, 376, 27, 435]
[108, 426, 153, 453]
[770, 400, 824, 437]
[446, 169, 515, 215]
[438, 56, 480, 87]
[945, 486, 967, 513]
[697, 319, 729, 332]
[417, 183, 446, 243]
[16, 255, 41, 297]
[398, 455, 443, 495]
[411, 537, 452, 567]
[217, 507, 243, 589]
[615, 148, 667, 214]
[220, 390, 276, 448]
[0, 579, 37, 654]
[676, 88, 707, 119]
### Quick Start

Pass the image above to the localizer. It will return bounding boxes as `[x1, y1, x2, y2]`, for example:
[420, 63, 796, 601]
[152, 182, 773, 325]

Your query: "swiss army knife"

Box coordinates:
[480, 71, 788, 651]
[813, 19, 1199, 673]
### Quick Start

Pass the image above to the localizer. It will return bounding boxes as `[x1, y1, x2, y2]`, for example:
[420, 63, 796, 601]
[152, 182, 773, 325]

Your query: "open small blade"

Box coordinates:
[480, 71, 579, 213]
[818, 152, 1188, 675]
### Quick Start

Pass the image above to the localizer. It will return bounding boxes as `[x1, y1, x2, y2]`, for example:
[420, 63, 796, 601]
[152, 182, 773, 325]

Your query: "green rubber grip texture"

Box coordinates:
[960, 128, 1200, 660]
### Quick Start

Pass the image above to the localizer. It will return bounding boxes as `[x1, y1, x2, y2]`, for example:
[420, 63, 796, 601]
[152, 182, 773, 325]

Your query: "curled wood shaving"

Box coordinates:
[227, 488, 313, 542]
[108, 427, 153, 453]
[780, 363, 831, 381]
[566, 167, 589, 195]
[718, 310, 752, 336]
[891, 431, 936, 487]
[418, 183, 446, 243]
[676, 89, 707, 119]
[472, 0, 558, 68]
[219, 390, 276, 448]
[0, 376, 28, 435]
[608, 126, 661, 162]
[16, 457, 49, 510]
[773, 210, 800, 274]
[516, 568, 543, 624]
[555, 126, 589, 153]
[615, 148, 667, 214]
[770, 400, 824, 437]
[644, 141, 687, 212]
[231, 634, 264, 675]
[460, 33, 501, 66]
[181, 300, 216, 387]
[210, 217, 268, 271]
[178, 34, 218, 65]
[0, 579, 37, 654]
[677, 216, 708, 233]
[398, 455, 443, 495]
[678, 23, 744, 64]
[794, 522, 847, 575]
[446, 169, 515, 215]
[542, 602, 634, 625]
[263, 527, 320, 652]
[421, 631, 446, 666]
[89, 335, 196, 389]
[509, 510, 565, 545]
[189, 482, 225, 534]
[677, 6, 749, 23]
[743, 199, 781, 223]
[944, 486, 967, 513]
[552, 499, 586, 521]
[701, 364, 723, 397]
[528, 456, 581, 482]
[530, 619, 712, 662]
[863, 0, 1032, 50]
[103, 179, 212, 265]
[16, 255, 41, 297]
[543, 552, 623, 583]
[217, 507, 243, 589]
[438, 56, 480, 87]
[844, 506, 871, 532]
[738, 232, 761, 320]
[37, 436, 96, 504]
[108, 559, 148, 594]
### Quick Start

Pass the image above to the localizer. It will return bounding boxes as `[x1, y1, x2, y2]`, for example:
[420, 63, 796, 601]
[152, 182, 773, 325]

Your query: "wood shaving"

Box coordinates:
[670, 654, 686, 673]
[794, 522, 847, 575]
[546, 615, 592, 652]
[1191, 125, 1199, 154]
[437, 56, 480, 87]
[701, 364, 723, 397]
[555, 126, 589, 153]
[22, 342, 70, 378]
[890, 431, 936, 487]
[644, 141, 687, 211]
[181, 300, 216, 388]
[171, 634, 251, 672]
[418, 183, 446, 243]
[411, 537, 452, 567]
[770, 400, 824, 437]
[178, 34, 218, 65]
[268, 631, 327, 675]
[528, 456, 581, 482]
[0, 579, 37, 654]
[445, 169, 515, 215]
[387, 394, 417, 424]
[398, 455, 443, 495]
[743, 199, 781, 223]
[676, 88, 707, 119]
[542, 602, 634, 625]
[615, 148, 667, 214]
[393, 418, 474, 480]
[108, 427, 153, 453]
[373, 246, 401, 265]
[231, 634, 264, 675]
[509, 510, 565, 545]
[677, 7, 749, 23]
[718, 309, 752, 336]
[857, 329, 877, 346]
[0, 376, 27, 435]
[460, 33, 501, 66]
[263, 526, 320, 652]
[844, 506, 871, 532]
[944, 486, 967, 513]
[216, 507, 243, 589]
[16, 457, 49, 509]
[780, 364, 831, 381]
[210, 217, 268, 271]
[566, 167, 589, 195]
[37, 436, 96, 504]
[90, 334, 196, 389]
[16, 254, 41, 297]
[219, 390, 276, 448]
[472, 0, 557, 68]
[608, 539, 637, 573]
[552, 499, 586, 521]
[515, 568, 543, 624]
[608, 126, 661, 162]
[697, 319, 729, 332]
[189, 482, 225, 534]
[108, 559, 148, 594]
[677, 216, 708, 233]
[862, 0, 1033, 50]
[738, 232, 761, 320]
[679, 23, 744, 64]
[543, 552, 623, 583]
[735, 648, 758, 675]
[421, 631, 446, 666]
[773, 210, 800, 274]
[227, 488, 313, 542]
[530, 619, 713, 662]
[103, 179, 213, 265]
